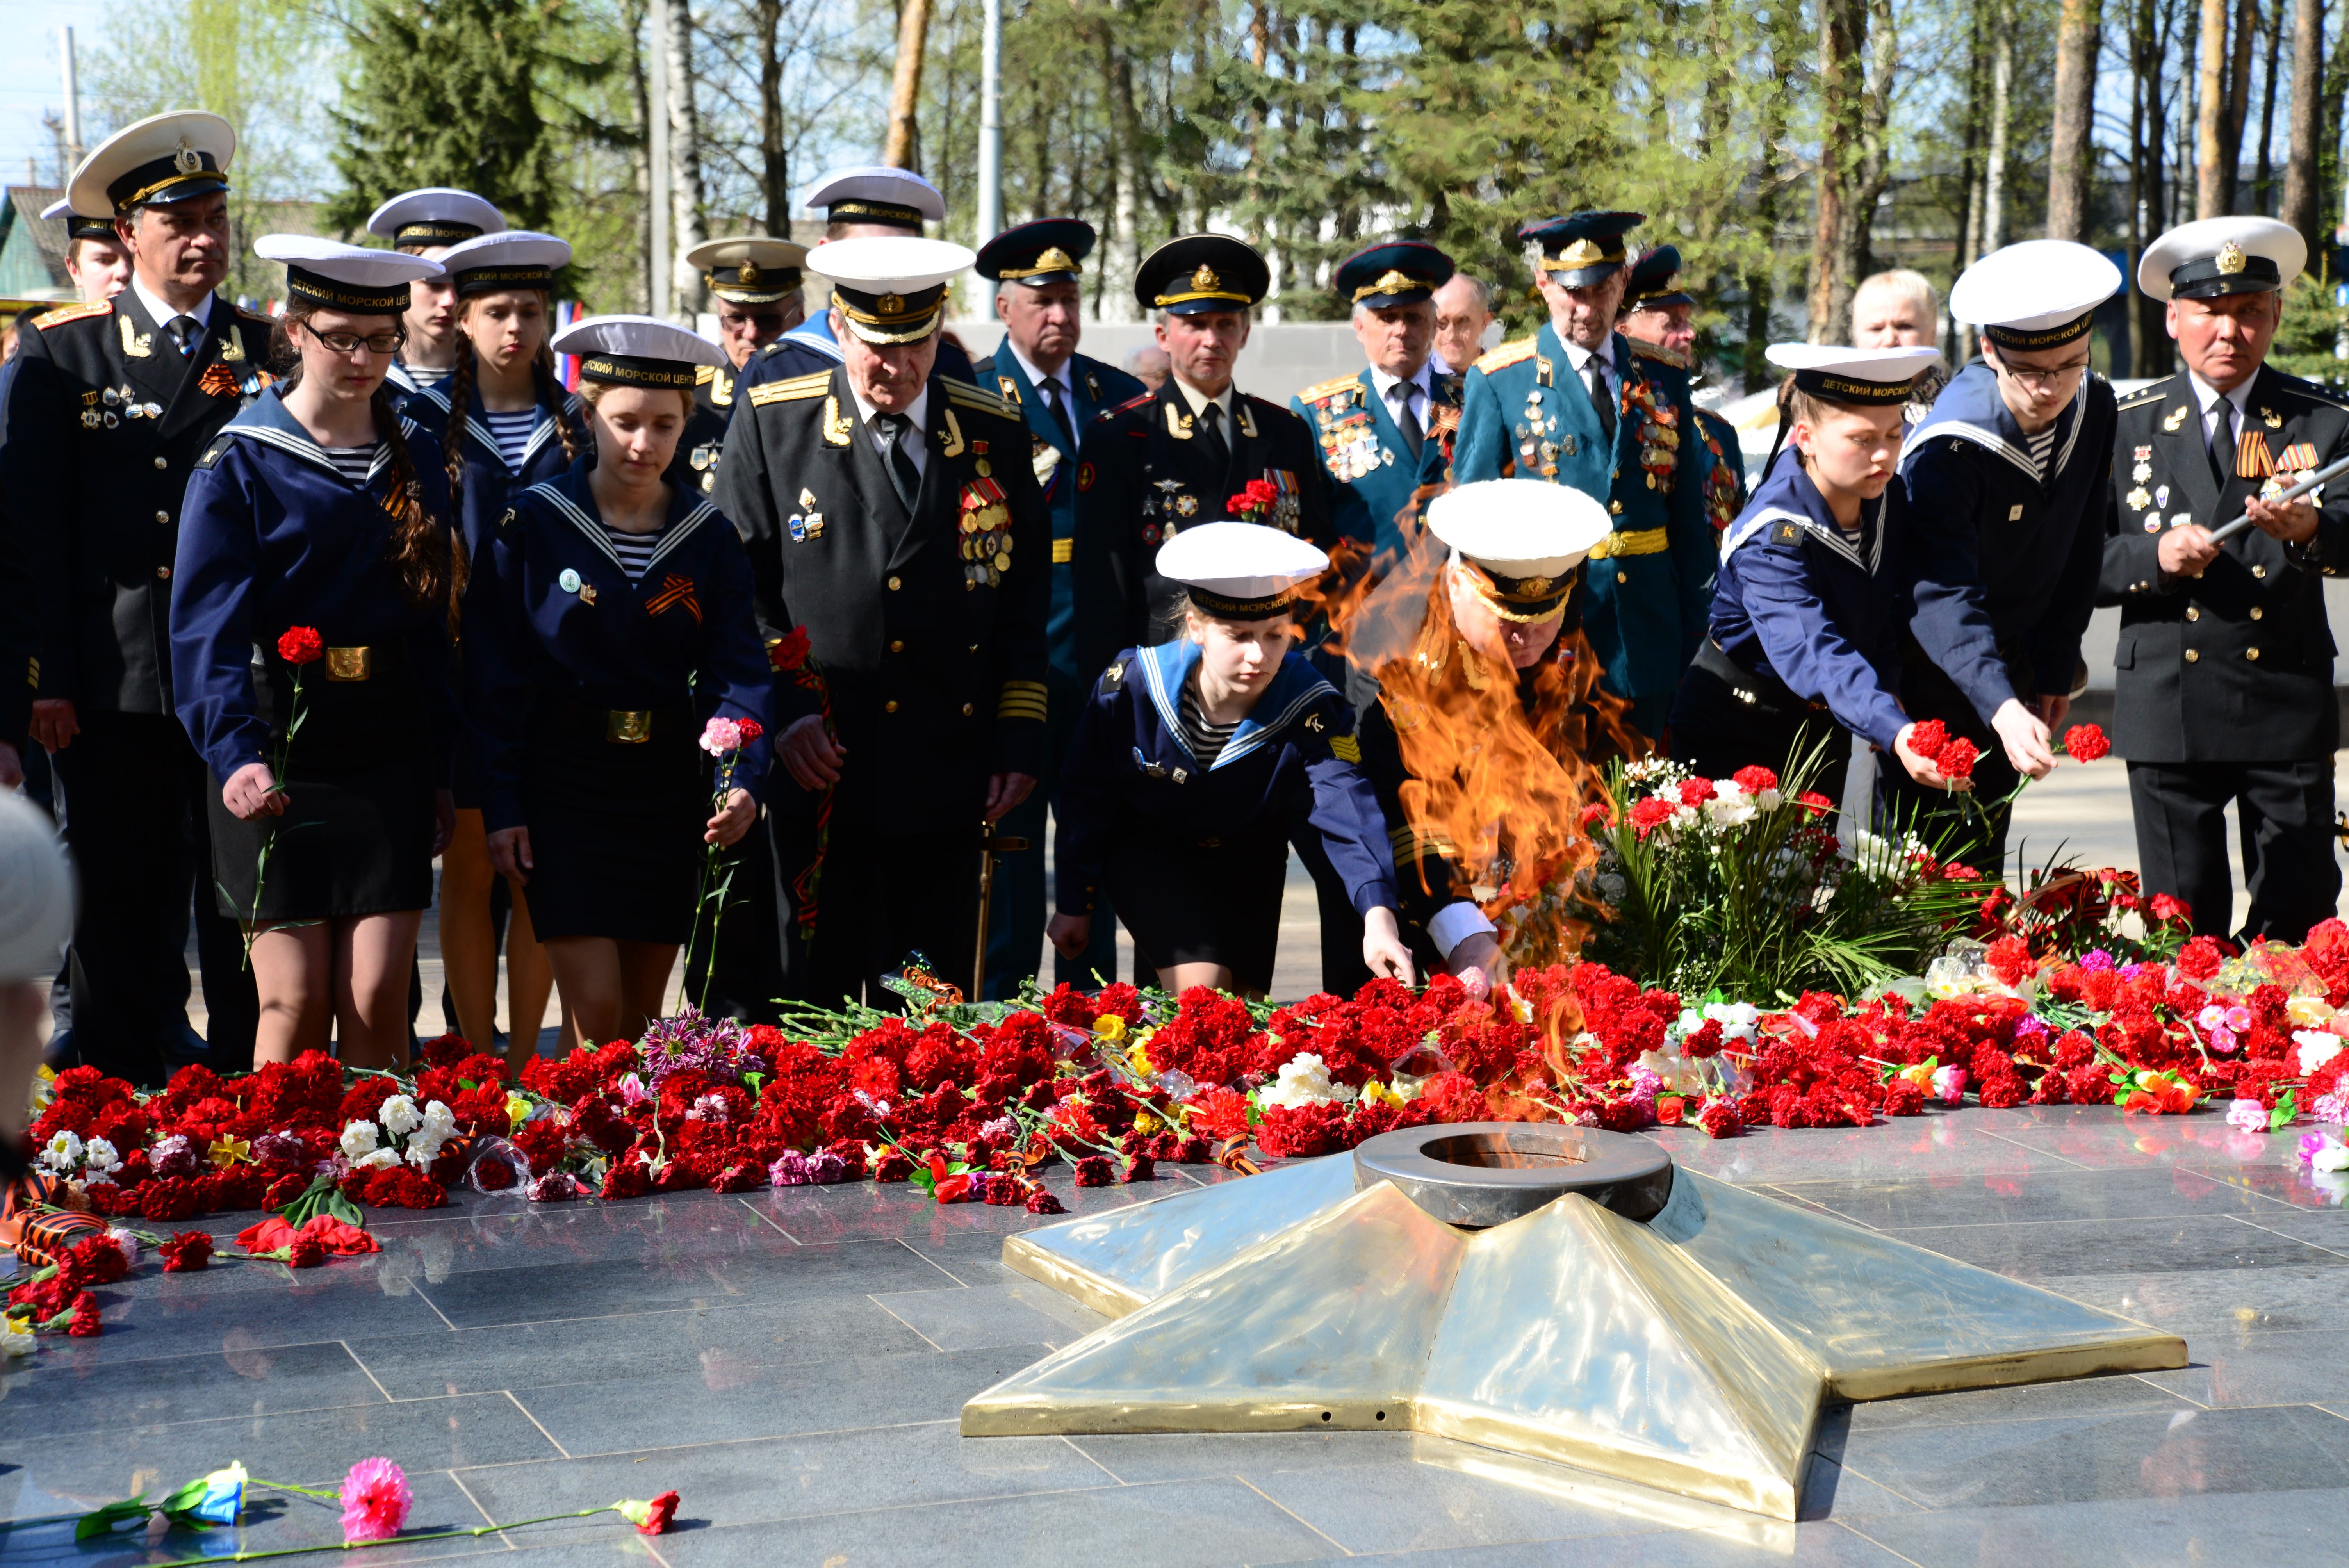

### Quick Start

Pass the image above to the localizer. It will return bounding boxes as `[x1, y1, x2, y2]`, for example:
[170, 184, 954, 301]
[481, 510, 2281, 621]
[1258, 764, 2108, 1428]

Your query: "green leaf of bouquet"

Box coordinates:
[74, 1496, 151, 1541]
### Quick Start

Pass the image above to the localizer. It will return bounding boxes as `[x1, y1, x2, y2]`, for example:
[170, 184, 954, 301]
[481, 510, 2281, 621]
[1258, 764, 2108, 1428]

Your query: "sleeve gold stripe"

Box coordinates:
[1051, 537, 1073, 563]
[1329, 734, 1362, 763]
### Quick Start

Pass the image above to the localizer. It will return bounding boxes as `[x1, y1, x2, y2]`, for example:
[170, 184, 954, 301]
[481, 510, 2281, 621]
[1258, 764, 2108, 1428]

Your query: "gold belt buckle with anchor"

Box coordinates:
[606, 710, 653, 744]
[324, 646, 372, 682]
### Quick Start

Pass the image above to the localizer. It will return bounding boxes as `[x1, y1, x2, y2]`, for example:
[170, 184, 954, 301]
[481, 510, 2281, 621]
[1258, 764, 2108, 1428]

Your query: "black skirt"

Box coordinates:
[210, 652, 435, 922]
[1108, 824, 1289, 993]
[1667, 660, 1853, 802]
[520, 704, 709, 944]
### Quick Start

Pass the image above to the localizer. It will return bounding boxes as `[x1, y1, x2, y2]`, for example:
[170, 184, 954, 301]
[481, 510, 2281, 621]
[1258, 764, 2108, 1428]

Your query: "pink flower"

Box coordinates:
[1930, 1066, 1968, 1104]
[699, 716, 744, 755]
[2226, 1098, 2270, 1135]
[339, 1458, 411, 1543]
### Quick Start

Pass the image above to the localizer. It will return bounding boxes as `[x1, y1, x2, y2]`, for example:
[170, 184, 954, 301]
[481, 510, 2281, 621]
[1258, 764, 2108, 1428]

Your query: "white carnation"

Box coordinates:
[1260, 1053, 1354, 1110]
[354, 1147, 403, 1171]
[378, 1094, 422, 1138]
[82, 1137, 123, 1181]
[339, 1119, 382, 1160]
[2295, 1031, 2344, 1076]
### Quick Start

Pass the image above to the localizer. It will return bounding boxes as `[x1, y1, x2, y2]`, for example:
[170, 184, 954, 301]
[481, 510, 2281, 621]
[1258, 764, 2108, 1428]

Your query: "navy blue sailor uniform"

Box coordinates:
[1891, 361, 2116, 870]
[1056, 640, 1397, 995]
[2099, 364, 2349, 942]
[1451, 324, 1715, 738]
[463, 461, 773, 945]
[969, 344, 1146, 996]
[171, 389, 459, 925]
[711, 365, 1051, 1007]
[1669, 459, 1912, 798]
[0, 290, 271, 1082]
[403, 380, 584, 559]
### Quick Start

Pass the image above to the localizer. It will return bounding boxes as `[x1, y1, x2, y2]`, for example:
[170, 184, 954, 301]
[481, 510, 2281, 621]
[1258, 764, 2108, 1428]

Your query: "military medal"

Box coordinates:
[2124, 487, 2150, 511]
[2134, 445, 2152, 461]
[558, 568, 582, 593]
[2131, 462, 2151, 482]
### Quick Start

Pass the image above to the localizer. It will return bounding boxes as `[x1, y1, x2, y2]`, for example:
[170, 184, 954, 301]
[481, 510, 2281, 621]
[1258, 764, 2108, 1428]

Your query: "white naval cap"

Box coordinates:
[254, 235, 444, 313]
[2138, 215, 2306, 303]
[1155, 521, 1329, 618]
[813, 235, 977, 344]
[804, 164, 945, 228]
[68, 109, 235, 219]
[435, 230, 573, 296]
[41, 196, 114, 243]
[365, 188, 507, 249]
[1766, 342, 1943, 405]
[0, 792, 74, 983]
[551, 313, 727, 388]
[1950, 240, 2122, 349]
[684, 235, 810, 303]
[1426, 479, 1611, 620]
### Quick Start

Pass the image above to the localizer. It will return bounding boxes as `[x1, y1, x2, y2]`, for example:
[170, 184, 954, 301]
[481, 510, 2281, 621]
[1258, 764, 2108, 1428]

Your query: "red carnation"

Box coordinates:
[1629, 796, 1677, 837]
[1934, 736, 1980, 780]
[1731, 764, 1779, 795]
[1072, 1155, 1114, 1186]
[2063, 723, 2111, 763]
[2150, 893, 2191, 926]
[66, 1290, 102, 1337]
[1696, 1101, 1741, 1139]
[1795, 791, 1834, 816]
[1677, 778, 1716, 807]
[636, 1491, 680, 1536]
[1025, 1189, 1066, 1215]
[160, 1231, 214, 1272]
[735, 719, 765, 745]
[1908, 718, 1949, 757]
[768, 627, 812, 672]
[287, 1234, 326, 1268]
[276, 626, 324, 665]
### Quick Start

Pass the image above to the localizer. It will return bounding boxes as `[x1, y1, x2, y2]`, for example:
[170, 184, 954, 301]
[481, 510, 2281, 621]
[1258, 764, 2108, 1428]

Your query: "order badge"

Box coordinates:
[558, 568, 582, 594]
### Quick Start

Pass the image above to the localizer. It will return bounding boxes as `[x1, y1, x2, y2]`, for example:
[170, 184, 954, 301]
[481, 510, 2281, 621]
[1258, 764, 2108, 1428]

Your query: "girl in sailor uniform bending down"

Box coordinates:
[405, 228, 583, 1063]
[1047, 523, 1413, 998]
[1668, 345, 1968, 805]
[169, 238, 460, 1070]
[465, 315, 773, 1045]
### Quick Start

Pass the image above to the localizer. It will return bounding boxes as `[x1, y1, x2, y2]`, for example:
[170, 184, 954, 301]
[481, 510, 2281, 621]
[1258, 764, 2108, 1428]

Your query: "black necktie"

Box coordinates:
[171, 314, 202, 356]
[1197, 399, 1231, 472]
[1390, 382, 1424, 459]
[2209, 397, 2237, 488]
[874, 413, 921, 513]
[1586, 358, 1617, 444]
[1042, 378, 1075, 447]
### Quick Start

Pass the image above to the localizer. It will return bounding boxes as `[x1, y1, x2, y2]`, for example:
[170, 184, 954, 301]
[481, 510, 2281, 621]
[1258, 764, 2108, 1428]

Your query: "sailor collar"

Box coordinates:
[1722, 458, 1886, 576]
[1902, 359, 2088, 484]
[214, 386, 406, 488]
[1133, 638, 1337, 773]
[519, 458, 720, 580]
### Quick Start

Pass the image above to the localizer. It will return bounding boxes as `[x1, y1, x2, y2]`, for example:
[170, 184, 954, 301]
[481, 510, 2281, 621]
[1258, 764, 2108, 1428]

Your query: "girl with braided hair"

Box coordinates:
[169, 237, 460, 1069]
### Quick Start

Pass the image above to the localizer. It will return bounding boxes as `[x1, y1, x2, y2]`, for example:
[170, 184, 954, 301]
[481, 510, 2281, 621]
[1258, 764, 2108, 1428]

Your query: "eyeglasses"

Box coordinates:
[298, 321, 407, 356]
[1995, 358, 2090, 390]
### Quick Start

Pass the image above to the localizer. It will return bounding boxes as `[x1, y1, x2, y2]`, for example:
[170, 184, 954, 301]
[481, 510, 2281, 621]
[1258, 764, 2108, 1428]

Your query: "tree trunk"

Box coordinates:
[627, 0, 652, 313]
[1984, 7, 2014, 253]
[664, 0, 706, 315]
[882, 0, 933, 171]
[2280, 0, 2324, 242]
[2221, 0, 2257, 210]
[756, 0, 787, 234]
[1949, 0, 1987, 362]
[2048, 0, 2104, 238]
[2253, 0, 2282, 206]
[1807, 0, 1856, 342]
[1747, 4, 1794, 387]
[2196, 0, 2230, 214]
[1846, 0, 1895, 284]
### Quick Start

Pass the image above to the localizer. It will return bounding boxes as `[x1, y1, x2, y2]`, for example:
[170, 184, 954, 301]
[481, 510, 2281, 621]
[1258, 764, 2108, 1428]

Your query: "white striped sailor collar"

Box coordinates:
[1900, 359, 2089, 485]
[776, 311, 845, 363]
[214, 385, 411, 488]
[1133, 637, 1338, 773]
[1722, 458, 1886, 576]
[520, 460, 720, 580]
[409, 381, 582, 471]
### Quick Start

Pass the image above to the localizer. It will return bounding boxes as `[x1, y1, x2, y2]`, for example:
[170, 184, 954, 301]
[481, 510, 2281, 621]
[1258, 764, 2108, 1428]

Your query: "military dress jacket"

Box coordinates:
[462, 459, 773, 834]
[710, 366, 1050, 821]
[1692, 406, 1748, 538]
[1452, 325, 1715, 704]
[2096, 364, 2349, 763]
[169, 389, 458, 786]
[1289, 368, 1456, 564]
[1070, 379, 1335, 681]
[1054, 639, 1397, 921]
[675, 362, 742, 498]
[1900, 361, 2116, 725]
[0, 292, 276, 716]
[402, 382, 583, 557]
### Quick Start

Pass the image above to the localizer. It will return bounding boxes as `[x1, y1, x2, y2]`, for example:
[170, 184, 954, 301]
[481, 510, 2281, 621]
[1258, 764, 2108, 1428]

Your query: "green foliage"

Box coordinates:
[2267, 274, 2349, 386]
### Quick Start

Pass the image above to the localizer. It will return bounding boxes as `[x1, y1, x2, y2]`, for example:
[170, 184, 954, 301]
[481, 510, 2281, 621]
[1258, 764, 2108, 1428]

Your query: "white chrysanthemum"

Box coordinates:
[82, 1136, 122, 1179]
[39, 1129, 82, 1172]
[339, 1119, 382, 1160]
[1260, 1053, 1353, 1110]
[378, 1094, 422, 1138]
[2315, 1141, 2349, 1174]
[1596, 871, 1627, 903]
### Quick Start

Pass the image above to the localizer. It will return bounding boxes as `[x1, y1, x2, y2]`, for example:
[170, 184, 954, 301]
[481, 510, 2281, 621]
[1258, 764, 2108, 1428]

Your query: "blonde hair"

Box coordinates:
[1852, 269, 1938, 324]
[579, 379, 696, 421]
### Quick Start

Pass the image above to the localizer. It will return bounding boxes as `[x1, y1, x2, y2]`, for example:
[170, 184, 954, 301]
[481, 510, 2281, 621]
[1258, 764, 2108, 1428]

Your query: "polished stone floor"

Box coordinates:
[6, 1104, 2349, 1566]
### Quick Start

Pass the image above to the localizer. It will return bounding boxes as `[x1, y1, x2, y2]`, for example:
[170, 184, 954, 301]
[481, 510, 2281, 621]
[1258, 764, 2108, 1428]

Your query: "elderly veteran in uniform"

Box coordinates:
[368, 188, 504, 400]
[1452, 211, 1714, 739]
[2100, 217, 2349, 943]
[1050, 522, 1410, 998]
[966, 219, 1144, 996]
[1616, 244, 1747, 538]
[1071, 233, 1333, 684]
[733, 167, 979, 393]
[711, 237, 1049, 1007]
[1350, 481, 1617, 982]
[0, 111, 269, 1083]
[675, 236, 808, 495]
[1672, 345, 1961, 804]
[1889, 241, 2121, 873]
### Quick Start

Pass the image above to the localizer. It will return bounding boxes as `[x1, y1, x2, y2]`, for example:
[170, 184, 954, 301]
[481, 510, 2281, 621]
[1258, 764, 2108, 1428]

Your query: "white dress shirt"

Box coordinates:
[1369, 362, 1434, 433]
[130, 276, 219, 351]
[1561, 336, 1618, 409]
[850, 385, 930, 478]
[1170, 375, 1236, 427]
[2188, 370, 2255, 458]
[1009, 344, 1075, 415]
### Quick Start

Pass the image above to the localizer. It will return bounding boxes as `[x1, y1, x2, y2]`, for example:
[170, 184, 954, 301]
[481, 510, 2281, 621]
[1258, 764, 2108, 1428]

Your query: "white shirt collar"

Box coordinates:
[129, 276, 217, 335]
[849, 384, 930, 457]
[1008, 343, 1070, 400]
[2189, 369, 2254, 420]
[1368, 361, 1432, 405]
[1559, 335, 1615, 377]
[1171, 374, 1235, 422]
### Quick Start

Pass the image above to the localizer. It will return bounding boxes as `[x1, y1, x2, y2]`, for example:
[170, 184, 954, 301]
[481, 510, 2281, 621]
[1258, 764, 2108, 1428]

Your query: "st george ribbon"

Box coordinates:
[961, 1124, 2186, 1520]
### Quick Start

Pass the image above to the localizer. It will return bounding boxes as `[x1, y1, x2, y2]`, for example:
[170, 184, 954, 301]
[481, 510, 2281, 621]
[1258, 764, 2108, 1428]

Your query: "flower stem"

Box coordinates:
[112, 1507, 618, 1566]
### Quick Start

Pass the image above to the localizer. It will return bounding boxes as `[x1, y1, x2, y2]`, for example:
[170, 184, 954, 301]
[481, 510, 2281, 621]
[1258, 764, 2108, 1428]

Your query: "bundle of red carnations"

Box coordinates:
[21, 913, 2349, 1229]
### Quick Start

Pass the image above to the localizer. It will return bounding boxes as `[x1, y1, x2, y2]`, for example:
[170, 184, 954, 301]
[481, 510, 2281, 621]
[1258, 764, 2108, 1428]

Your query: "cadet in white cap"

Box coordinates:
[1671, 344, 1961, 801]
[463, 315, 772, 1048]
[1341, 479, 1616, 980]
[40, 197, 128, 303]
[1887, 239, 2123, 873]
[171, 237, 457, 1072]
[2100, 215, 2349, 943]
[1049, 522, 1409, 995]
[367, 188, 507, 399]
[709, 234, 1051, 1012]
[0, 109, 269, 1085]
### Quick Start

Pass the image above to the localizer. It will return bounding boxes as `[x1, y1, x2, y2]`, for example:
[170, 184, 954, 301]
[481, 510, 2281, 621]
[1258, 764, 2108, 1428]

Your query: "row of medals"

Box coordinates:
[1316, 399, 1389, 482]
[1514, 387, 1575, 473]
[83, 384, 165, 428]
[961, 494, 1014, 587]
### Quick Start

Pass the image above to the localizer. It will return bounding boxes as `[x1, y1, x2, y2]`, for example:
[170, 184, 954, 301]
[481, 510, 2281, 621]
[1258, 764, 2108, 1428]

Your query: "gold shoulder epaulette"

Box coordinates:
[32, 300, 109, 330]
[1296, 374, 1360, 405]
[748, 371, 831, 407]
[695, 364, 718, 385]
[2114, 387, 2168, 411]
[236, 305, 274, 323]
[942, 378, 1018, 419]
[1626, 337, 1690, 371]
[1475, 337, 1536, 374]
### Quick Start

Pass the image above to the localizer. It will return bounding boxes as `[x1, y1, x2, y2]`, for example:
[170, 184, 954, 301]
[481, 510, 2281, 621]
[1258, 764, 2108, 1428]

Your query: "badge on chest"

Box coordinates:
[788, 486, 826, 543]
[961, 476, 1013, 587]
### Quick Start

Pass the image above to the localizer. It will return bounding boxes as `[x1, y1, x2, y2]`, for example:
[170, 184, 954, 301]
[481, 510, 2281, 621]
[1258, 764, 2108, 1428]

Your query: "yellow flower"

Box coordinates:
[1093, 1014, 1128, 1042]
[1133, 1110, 1163, 1135]
[2288, 995, 2335, 1027]
[1361, 1081, 1406, 1110]
[507, 1094, 531, 1130]
[207, 1135, 251, 1168]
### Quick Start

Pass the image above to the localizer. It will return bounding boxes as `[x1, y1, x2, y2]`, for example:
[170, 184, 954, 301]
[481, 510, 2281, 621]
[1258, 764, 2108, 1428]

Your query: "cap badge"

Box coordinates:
[173, 137, 202, 175]
[1191, 264, 1221, 292]
[1372, 269, 1415, 295]
[877, 291, 904, 314]
[2216, 241, 2247, 276]
[1556, 238, 1606, 267]
[1518, 575, 1552, 597]
[738, 260, 761, 285]
[1035, 246, 1075, 273]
